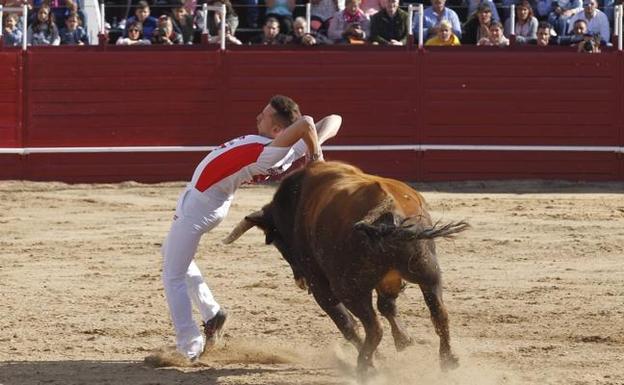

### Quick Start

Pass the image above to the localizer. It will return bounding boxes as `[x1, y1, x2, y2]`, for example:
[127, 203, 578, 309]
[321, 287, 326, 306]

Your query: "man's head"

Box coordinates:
[135, 1, 151, 22]
[345, 0, 362, 14]
[293, 17, 307, 37]
[263, 17, 280, 39]
[385, 0, 400, 17]
[432, 0, 446, 12]
[256, 95, 301, 138]
[536, 21, 552, 46]
[572, 19, 588, 36]
[583, 0, 596, 16]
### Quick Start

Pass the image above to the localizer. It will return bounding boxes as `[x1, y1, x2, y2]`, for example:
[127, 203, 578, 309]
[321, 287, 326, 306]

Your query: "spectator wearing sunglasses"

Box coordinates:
[116, 20, 151, 45]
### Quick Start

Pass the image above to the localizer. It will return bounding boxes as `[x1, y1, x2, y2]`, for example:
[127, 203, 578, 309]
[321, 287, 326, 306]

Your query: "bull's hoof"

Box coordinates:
[356, 362, 378, 383]
[393, 333, 414, 352]
[440, 353, 460, 372]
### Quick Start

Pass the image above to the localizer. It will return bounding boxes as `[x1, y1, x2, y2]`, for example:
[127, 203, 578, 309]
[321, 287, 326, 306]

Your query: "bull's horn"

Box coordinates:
[222, 209, 264, 244]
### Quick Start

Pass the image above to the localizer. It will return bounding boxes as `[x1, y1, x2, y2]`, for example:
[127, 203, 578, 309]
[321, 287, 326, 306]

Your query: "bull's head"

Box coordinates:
[223, 204, 308, 290]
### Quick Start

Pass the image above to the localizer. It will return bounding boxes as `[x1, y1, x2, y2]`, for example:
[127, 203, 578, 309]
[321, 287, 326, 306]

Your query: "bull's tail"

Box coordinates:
[354, 215, 470, 243]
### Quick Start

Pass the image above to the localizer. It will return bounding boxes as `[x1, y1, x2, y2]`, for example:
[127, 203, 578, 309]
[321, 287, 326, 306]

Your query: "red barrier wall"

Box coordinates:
[1, 46, 623, 182]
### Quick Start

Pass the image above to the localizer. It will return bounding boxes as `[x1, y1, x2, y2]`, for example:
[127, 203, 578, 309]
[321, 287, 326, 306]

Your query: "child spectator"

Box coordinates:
[425, 19, 461, 46]
[152, 15, 184, 44]
[327, 0, 370, 43]
[504, 0, 538, 43]
[171, 1, 195, 44]
[478, 21, 510, 45]
[27, 4, 61, 45]
[125, 1, 158, 40]
[2, 13, 23, 46]
[59, 12, 88, 44]
[115, 20, 151, 45]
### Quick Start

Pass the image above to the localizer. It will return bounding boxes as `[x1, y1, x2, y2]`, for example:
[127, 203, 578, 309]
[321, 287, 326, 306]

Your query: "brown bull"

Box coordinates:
[224, 161, 469, 375]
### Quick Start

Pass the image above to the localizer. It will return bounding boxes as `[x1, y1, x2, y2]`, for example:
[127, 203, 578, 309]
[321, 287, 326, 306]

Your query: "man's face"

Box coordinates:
[136, 7, 150, 22]
[573, 21, 588, 35]
[173, 7, 187, 20]
[432, 0, 445, 11]
[385, 0, 399, 16]
[536, 27, 550, 46]
[264, 21, 279, 39]
[294, 21, 306, 37]
[583, 0, 595, 15]
[256, 104, 280, 138]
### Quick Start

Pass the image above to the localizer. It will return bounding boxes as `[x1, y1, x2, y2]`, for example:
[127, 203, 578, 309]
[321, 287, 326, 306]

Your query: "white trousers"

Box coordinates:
[161, 189, 229, 359]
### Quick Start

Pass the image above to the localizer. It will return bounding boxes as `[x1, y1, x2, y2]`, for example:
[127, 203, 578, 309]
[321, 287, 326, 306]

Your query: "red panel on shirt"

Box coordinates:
[195, 143, 265, 192]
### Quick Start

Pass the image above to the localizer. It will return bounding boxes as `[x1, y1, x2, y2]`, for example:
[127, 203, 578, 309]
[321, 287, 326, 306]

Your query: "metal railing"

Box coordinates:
[407, 3, 424, 48]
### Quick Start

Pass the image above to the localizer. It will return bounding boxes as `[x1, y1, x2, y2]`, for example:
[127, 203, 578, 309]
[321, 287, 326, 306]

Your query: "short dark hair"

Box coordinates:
[538, 21, 552, 30]
[270, 95, 301, 128]
[136, 1, 150, 10]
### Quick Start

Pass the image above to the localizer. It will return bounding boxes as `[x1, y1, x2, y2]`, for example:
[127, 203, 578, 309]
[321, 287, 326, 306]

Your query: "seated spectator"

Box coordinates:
[558, 18, 587, 44]
[310, 0, 339, 34]
[537, 0, 582, 36]
[171, 1, 195, 44]
[264, 0, 296, 35]
[28, 4, 60, 45]
[478, 21, 510, 45]
[115, 20, 151, 45]
[466, 0, 501, 22]
[576, 31, 601, 52]
[504, 0, 537, 43]
[249, 16, 290, 44]
[290, 16, 332, 45]
[462, 2, 494, 44]
[48, 0, 87, 33]
[414, 0, 462, 41]
[202, 0, 239, 36]
[567, 0, 609, 44]
[2, 13, 23, 46]
[328, 0, 370, 42]
[208, 23, 243, 44]
[152, 15, 184, 44]
[529, 21, 559, 45]
[369, 0, 408, 45]
[59, 12, 88, 45]
[361, 0, 382, 16]
[125, 1, 158, 40]
[425, 19, 461, 45]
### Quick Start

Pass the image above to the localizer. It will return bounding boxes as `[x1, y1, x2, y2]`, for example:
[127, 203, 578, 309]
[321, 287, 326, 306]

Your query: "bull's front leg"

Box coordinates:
[419, 283, 459, 371]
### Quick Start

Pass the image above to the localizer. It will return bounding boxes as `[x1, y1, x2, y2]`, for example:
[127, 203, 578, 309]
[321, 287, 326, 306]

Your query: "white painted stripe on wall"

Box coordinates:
[0, 145, 623, 155]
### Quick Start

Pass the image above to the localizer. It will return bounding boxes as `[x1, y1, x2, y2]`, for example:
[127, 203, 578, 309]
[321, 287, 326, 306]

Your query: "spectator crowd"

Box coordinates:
[1, 0, 620, 49]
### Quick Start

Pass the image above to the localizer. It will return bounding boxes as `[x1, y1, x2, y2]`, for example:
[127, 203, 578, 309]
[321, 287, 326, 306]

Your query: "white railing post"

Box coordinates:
[510, 4, 515, 36]
[100, 2, 105, 35]
[305, 2, 311, 33]
[220, 3, 226, 50]
[418, 3, 423, 48]
[408, 4, 413, 36]
[0, 6, 4, 40]
[202, 3, 208, 34]
[616, 4, 622, 51]
[22, 3, 28, 50]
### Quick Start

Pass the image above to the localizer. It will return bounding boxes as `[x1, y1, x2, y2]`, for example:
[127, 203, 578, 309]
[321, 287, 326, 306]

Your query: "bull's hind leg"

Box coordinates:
[419, 282, 459, 371]
[376, 270, 414, 351]
[342, 292, 383, 376]
[309, 279, 363, 350]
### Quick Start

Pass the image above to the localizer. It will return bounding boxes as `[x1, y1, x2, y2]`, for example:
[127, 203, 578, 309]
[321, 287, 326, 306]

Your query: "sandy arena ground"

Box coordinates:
[0, 179, 623, 385]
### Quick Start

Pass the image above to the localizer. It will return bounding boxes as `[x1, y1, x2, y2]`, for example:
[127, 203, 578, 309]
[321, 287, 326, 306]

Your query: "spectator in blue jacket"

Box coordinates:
[60, 12, 88, 44]
[3, 13, 23, 46]
[125, 1, 158, 40]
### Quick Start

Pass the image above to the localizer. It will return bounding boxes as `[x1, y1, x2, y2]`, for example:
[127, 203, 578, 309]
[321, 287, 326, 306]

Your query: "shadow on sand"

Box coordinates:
[0, 360, 291, 385]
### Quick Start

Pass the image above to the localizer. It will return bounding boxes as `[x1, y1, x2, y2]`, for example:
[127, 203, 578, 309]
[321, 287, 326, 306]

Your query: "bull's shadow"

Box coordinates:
[0, 360, 299, 385]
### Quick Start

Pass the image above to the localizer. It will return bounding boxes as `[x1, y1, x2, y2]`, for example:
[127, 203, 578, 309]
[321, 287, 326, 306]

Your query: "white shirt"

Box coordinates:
[188, 134, 307, 203]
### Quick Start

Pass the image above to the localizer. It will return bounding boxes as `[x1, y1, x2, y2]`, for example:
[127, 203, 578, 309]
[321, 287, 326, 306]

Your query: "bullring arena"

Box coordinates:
[1, 178, 622, 385]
